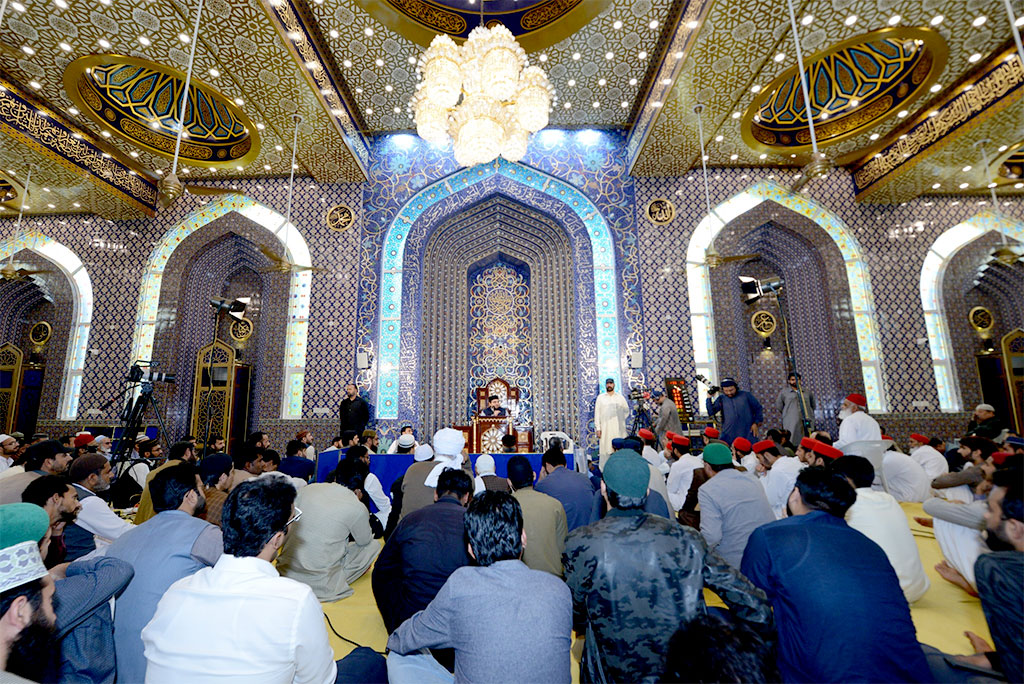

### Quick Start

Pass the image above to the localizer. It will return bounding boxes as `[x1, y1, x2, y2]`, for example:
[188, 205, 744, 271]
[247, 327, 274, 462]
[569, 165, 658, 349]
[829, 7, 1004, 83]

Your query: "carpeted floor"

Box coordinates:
[321, 502, 991, 678]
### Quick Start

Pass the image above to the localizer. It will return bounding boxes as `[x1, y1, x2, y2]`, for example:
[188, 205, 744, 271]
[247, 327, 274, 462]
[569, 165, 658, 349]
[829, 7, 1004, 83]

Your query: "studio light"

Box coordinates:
[739, 276, 784, 305]
[209, 296, 250, 320]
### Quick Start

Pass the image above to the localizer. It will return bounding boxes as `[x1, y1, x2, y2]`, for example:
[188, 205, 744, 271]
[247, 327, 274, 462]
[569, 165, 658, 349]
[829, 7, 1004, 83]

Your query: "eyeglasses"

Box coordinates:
[286, 506, 302, 528]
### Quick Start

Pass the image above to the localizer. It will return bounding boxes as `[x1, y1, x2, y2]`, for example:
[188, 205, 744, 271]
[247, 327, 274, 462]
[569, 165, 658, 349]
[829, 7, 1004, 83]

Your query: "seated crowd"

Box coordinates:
[0, 394, 1022, 684]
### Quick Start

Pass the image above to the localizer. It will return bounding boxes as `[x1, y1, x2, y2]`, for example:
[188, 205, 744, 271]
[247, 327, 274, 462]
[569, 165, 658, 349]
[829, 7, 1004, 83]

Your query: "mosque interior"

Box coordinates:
[0, 0, 1021, 449]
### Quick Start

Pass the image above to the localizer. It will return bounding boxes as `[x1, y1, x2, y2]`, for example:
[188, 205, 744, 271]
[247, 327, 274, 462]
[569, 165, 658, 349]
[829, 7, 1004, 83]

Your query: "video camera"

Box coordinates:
[695, 374, 721, 394]
[127, 362, 176, 385]
[628, 386, 649, 401]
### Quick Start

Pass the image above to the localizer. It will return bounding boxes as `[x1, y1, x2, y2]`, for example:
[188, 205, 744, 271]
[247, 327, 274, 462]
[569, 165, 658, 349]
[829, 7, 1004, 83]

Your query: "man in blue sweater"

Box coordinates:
[705, 377, 764, 444]
[741, 467, 930, 682]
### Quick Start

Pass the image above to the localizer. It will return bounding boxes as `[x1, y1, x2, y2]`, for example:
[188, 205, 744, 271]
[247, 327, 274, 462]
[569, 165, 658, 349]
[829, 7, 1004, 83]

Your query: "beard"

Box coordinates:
[92, 478, 111, 492]
[984, 526, 1016, 552]
[193, 493, 207, 517]
[6, 610, 58, 682]
[838, 408, 852, 420]
[59, 509, 78, 524]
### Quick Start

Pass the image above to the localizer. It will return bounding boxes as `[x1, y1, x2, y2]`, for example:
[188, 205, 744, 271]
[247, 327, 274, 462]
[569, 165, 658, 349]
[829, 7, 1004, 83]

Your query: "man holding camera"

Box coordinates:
[705, 378, 764, 445]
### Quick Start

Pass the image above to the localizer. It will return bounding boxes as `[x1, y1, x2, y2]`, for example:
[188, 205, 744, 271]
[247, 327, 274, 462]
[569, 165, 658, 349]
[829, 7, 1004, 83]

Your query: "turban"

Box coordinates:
[425, 428, 466, 487]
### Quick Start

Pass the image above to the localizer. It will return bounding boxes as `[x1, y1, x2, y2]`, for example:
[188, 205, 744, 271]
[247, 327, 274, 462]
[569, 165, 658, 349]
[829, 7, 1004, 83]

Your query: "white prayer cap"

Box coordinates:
[414, 444, 434, 462]
[0, 434, 12, 444]
[475, 454, 496, 476]
[258, 471, 300, 491]
[397, 433, 416, 448]
[432, 428, 465, 456]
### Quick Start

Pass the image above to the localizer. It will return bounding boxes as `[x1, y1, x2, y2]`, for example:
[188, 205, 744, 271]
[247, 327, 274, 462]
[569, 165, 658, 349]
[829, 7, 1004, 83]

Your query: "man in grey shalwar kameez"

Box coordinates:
[776, 372, 814, 440]
[651, 389, 683, 444]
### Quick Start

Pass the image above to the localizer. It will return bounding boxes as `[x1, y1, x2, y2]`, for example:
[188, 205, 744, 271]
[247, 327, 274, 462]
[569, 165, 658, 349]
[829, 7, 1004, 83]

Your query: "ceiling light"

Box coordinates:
[962, 165, 972, 172]
[968, 53, 982, 63]
[844, 14, 857, 26]
[572, 52, 581, 60]
[652, 101, 662, 107]
[605, 51, 614, 60]
[275, 144, 283, 151]
[987, 182, 997, 188]
[1017, 16, 1024, 27]
[629, 78, 637, 85]
[365, 108, 373, 114]
[68, 107, 78, 115]
[364, 27, 373, 36]
[98, 39, 111, 49]
[1016, 182, 1024, 188]
[288, 31, 302, 41]
[750, 84, 761, 93]
[731, 111, 740, 119]
[101, 130, 111, 137]
[178, 32, 190, 43]
[613, 20, 622, 29]
[59, 42, 72, 51]
[620, 101, 628, 108]
[714, 134, 723, 142]
[130, 151, 139, 157]
[539, 54, 547, 62]
[11, 2, 25, 11]
[774, 52, 785, 62]
[42, 187, 50, 192]
[959, 182, 969, 189]
[638, 51, 647, 59]
[20, 45, 36, 56]
[305, 60, 319, 70]
[385, 84, 393, 92]
[686, 20, 698, 29]
[972, 15, 987, 27]
[343, 59, 352, 68]
[649, 20, 659, 29]
[47, 203, 55, 209]
[73, 202, 80, 207]
[256, 123, 265, 130]
[674, 51, 683, 59]
[897, 109, 908, 117]
[149, 120, 160, 129]
[800, 14, 813, 25]
[730, 154, 738, 160]
[869, 133, 879, 140]
[928, 110, 938, 118]
[28, 80, 41, 89]
[264, 164, 272, 170]
[598, 78, 606, 86]
[375, 58, 384, 66]
[236, 166, 243, 171]
[930, 15, 943, 26]
[394, 106, 401, 113]
[564, 102, 571, 108]
[998, 145, 1008, 152]
[209, 68, 220, 77]
[355, 87, 362, 93]
[932, 183, 941, 189]
[661, 78, 671, 85]
[329, 29, 339, 39]
[759, 153, 767, 159]
[888, 14, 900, 25]
[55, 0, 68, 7]
[138, 36, 151, 46]
[567, 79, 575, 86]
[930, 83, 941, 93]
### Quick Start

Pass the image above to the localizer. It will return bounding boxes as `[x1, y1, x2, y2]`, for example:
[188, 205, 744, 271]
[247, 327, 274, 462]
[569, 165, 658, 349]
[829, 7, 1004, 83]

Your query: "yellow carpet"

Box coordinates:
[322, 503, 989, 673]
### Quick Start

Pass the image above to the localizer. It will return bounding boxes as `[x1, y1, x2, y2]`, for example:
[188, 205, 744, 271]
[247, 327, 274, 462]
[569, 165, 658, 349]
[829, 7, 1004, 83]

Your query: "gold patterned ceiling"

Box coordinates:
[0, 0, 1021, 216]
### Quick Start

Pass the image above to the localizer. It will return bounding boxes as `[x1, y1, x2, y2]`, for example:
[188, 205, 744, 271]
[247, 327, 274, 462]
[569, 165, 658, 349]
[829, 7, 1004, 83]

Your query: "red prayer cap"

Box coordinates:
[73, 433, 94, 448]
[704, 427, 720, 439]
[800, 437, 817, 451]
[665, 431, 677, 441]
[881, 435, 893, 441]
[671, 434, 691, 447]
[909, 433, 929, 444]
[752, 439, 775, 453]
[813, 442, 843, 460]
[638, 428, 655, 441]
[992, 452, 1012, 466]
[732, 437, 752, 453]
[845, 393, 867, 408]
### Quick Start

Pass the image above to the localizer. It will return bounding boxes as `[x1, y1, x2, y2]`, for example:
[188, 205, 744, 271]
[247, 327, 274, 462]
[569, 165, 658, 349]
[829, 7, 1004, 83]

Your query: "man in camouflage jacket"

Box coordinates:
[563, 450, 773, 683]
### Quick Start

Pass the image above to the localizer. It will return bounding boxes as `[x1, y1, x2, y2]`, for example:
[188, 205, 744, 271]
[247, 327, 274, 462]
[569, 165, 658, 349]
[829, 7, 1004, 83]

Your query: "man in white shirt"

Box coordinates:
[142, 477, 387, 684]
[907, 433, 948, 480]
[65, 454, 133, 560]
[665, 435, 703, 511]
[0, 433, 18, 473]
[594, 378, 629, 468]
[754, 442, 805, 519]
[833, 393, 881, 452]
[879, 451, 932, 503]
[638, 428, 669, 475]
[832, 456, 930, 603]
[346, 445, 391, 527]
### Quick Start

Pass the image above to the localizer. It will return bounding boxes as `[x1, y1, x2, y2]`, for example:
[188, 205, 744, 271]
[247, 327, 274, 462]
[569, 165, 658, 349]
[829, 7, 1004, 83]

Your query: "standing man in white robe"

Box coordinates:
[594, 378, 629, 470]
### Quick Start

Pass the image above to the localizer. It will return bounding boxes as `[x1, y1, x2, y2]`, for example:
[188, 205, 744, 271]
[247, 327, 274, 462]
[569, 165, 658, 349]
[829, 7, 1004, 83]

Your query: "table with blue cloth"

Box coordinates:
[318, 452, 547, 494]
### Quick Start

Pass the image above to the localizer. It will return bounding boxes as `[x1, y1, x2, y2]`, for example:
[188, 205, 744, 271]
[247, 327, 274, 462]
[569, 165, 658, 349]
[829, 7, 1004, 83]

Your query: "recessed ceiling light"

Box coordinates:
[759, 153, 767, 159]
[674, 51, 683, 59]
[649, 19, 658, 29]
[774, 52, 785, 62]
[750, 84, 761, 93]
[928, 110, 938, 117]
[305, 60, 319, 70]
[638, 51, 647, 59]
[68, 106, 78, 115]
[592, 101, 600, 108]
[98, 39, 111, 49]
[629, 78, 637, 85]
[47, 203, 55, 209]
[731, 111, 740, 119]
[714, 134, 723, 142]
[130, 151, 139, 157]
[998, 145, 1008, 152]
[234, 97, 244, 106]
[612, 20, 622, 29]
[968, 53, 982, 63]
[888, 14, 900, 25]
[149, 121, 160, 130]
[138, 36, 151, 46]
[375, 58, 384, 66]
[365, 107, 373, 114]
[20, 45, 34, 55]
[407, 56, 415, 64]
[572, 52, 581, 60]
[264, 164, 272, 170]
[178, 32, 190, 43]
[959, 182, 969, 189]
[256, 123, 265, 130]
[661, 78, 671, 85]
[844, 14, 857, 26]
[329, 29, 339, 39]
[288, 31, 302, 41]
[393, 106, 401, 113]
[620, 101, 628, 108]
[236, 165, 243, 171]
[28, 80, 41, 89]
[1017, 16, 1024, 27]
[355, 87, 362, 93]
[651, 101, 662, 108]
[962, 165, 972, 172]
[987, 182, 997, 188]
[539, 54, 547, 62]
[364, 27, 373, 36]
[55, 0, 68, 8]
[11, 2, 25, 11]
[869, 133, 879, 140]
[275, 144, 283, 151]
[930, 15, 944, 26]
[59, 42, 72, 51]
[730, 154, 738, 160]
[800, 14, 813, 25]
[850, 99, 860, 107]
[567, 79, 576, 86]
[932, 183, 941, 189]
[101, 130, 111, 137]
[385, 84, 393, 92]
[73, 202, 80, 207]
[930, 83, 941, 93]
[563, 102, 571, 109]
[209, 68, 220, 77]
[972, 15, 987, 27]
[598, 78, 606, 86]
[343, 59, 352, 68]
[1016, 182, 1024, 188]
[897, 109, 908, 117]
[605, 51, 614, 60]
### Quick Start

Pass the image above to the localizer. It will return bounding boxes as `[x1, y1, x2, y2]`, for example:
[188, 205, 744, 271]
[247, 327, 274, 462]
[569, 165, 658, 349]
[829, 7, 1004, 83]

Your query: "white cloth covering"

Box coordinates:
[594, 391, 629, 463]
[846, 488, 930, 603]
[425, 428, 466, 488]
[142, 554, 337, 684]
[641, 445, 670, 476]
[877, 451, 932, 503]
[363, 472, 391, 526]
[665, 454, 703, 511]
[932, 518, 986, 591]
[909, 445, 948, 480]
[834, 410, 882, 452]
[760, 455, 805, 519]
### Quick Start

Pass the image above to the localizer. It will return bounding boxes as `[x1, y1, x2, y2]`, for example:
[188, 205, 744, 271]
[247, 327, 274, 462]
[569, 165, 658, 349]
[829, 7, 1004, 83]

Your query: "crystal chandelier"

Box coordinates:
[412, 25, 554, 167]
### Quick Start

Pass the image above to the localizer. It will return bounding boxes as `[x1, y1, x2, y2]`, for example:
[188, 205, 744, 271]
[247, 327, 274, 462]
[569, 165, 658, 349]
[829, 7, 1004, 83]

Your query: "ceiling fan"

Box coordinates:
[257, 244, 325, 274]
[703, 247, 761, 268]
[1, 165, 54, 282]
[157, 172, 240, 208]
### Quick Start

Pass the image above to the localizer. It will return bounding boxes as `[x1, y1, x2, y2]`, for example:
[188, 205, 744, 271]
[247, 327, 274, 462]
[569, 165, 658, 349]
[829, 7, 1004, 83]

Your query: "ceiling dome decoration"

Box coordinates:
[993, 141, 1024, 186]
[742, 27, 947, 154]
[64, 55, 260, 169]
[353, 0, 610, 50]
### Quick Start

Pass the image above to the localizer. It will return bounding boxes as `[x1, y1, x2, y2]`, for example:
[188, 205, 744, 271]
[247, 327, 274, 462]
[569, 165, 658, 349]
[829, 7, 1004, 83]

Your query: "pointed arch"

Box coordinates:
[130, 195, 312, 418]
[375, 159, 621, 419]
[685, 181, 886, 411]
[0, 231, 92, 420]
[920, 211, 1024, 411]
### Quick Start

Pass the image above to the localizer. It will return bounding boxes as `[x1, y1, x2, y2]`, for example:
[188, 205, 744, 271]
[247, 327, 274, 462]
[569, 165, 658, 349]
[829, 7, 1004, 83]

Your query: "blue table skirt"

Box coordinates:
[317, 451, 545, 495]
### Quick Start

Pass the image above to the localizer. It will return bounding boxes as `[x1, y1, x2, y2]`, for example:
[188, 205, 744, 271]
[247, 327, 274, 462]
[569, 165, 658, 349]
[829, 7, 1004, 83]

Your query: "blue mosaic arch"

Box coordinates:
[375, 159, 622, 419]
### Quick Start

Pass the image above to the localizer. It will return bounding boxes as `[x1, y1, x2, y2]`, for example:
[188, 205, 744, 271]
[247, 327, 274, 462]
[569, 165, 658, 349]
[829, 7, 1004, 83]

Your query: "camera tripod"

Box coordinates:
[111, 381, 171, 472]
